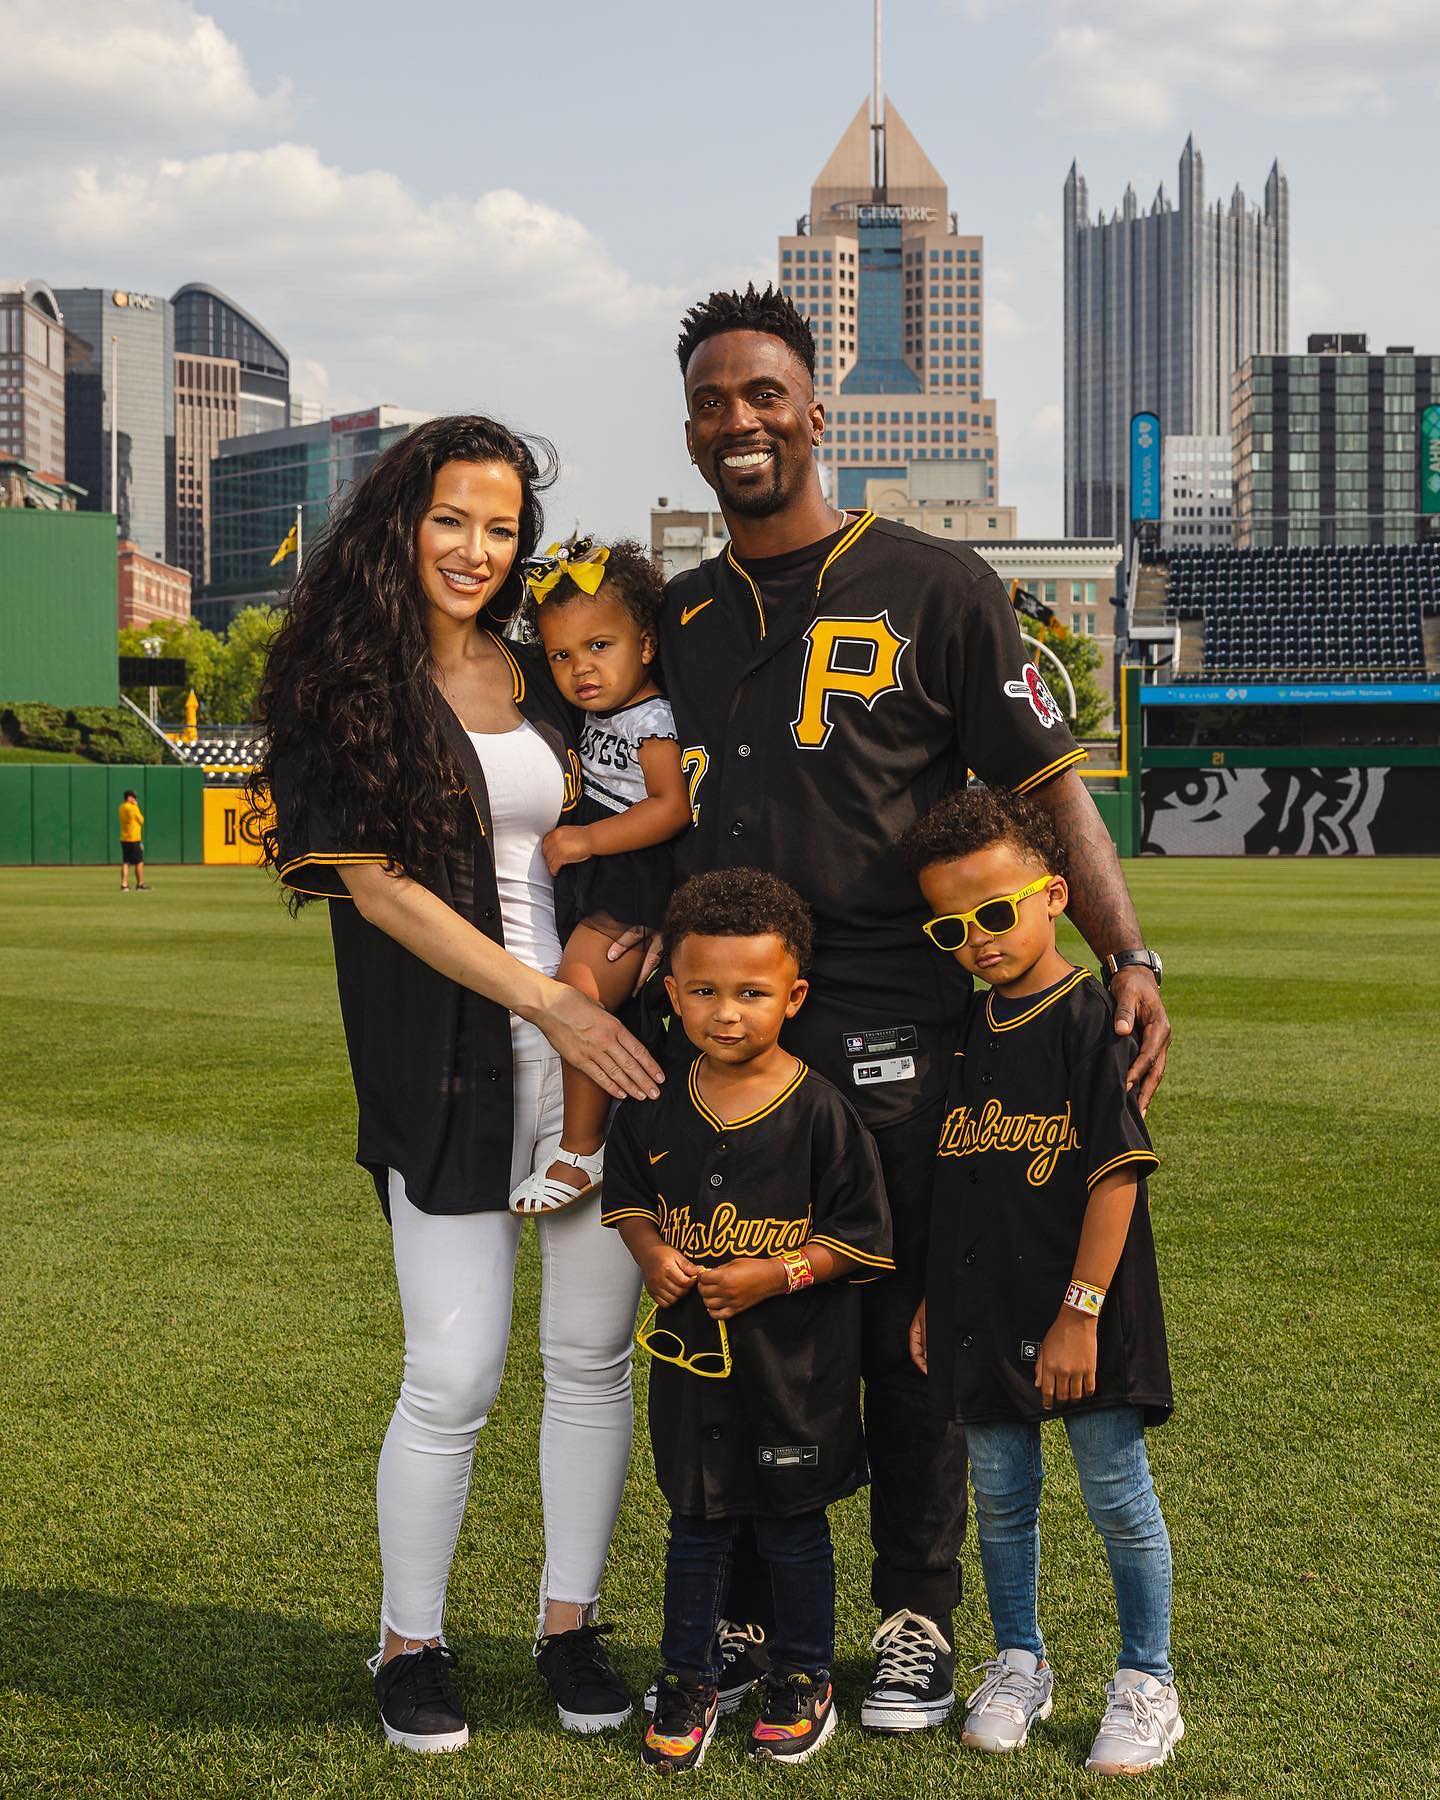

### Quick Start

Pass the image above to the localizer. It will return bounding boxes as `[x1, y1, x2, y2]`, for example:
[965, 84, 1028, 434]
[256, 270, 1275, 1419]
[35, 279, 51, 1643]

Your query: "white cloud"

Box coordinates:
[7, 143, 681, 335]
[1039, 0, 1436, 130]
[0, 0, 287, 152]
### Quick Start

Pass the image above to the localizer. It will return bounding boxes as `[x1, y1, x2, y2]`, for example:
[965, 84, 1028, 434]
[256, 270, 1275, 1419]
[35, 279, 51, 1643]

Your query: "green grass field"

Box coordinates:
[2, 862, 1437, 1799]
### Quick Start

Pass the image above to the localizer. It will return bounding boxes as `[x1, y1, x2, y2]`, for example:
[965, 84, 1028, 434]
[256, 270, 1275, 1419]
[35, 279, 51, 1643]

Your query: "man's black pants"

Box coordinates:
[728, 1097, 968, 1627]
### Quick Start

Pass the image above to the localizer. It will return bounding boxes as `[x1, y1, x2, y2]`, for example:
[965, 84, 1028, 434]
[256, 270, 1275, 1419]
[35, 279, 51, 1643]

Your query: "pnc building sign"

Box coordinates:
[110, 291, 157, 311]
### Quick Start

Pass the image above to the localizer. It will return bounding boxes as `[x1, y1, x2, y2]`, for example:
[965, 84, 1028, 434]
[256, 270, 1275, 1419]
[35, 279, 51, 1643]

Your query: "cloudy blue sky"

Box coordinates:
[2, 0, 1434, 537]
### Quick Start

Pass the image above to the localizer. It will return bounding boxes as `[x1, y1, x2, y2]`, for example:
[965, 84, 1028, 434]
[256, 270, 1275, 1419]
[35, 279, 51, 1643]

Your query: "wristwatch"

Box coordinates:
[1102, 950, 1163, 988]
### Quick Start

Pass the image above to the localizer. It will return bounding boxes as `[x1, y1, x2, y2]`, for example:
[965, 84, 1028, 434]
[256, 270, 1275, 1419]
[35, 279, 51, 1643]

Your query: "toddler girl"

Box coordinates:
[509, 537, 690, 1213]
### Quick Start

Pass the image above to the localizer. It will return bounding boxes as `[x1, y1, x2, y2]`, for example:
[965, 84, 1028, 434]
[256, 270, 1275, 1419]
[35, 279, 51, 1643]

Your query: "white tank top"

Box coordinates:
[467, 723, 565, 1052]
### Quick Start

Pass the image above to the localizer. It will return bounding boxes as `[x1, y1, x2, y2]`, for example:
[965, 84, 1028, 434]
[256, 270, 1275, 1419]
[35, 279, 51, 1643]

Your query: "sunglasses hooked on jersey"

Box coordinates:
[635, 1300, 733, 1380]
[922, 874, 1056, 953]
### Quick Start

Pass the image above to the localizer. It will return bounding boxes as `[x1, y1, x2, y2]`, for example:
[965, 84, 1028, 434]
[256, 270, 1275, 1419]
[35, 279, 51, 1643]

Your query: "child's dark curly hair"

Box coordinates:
[663, 867, 815, 973]
[517, 537, 665, 645]
[897, 785, 1068, 884]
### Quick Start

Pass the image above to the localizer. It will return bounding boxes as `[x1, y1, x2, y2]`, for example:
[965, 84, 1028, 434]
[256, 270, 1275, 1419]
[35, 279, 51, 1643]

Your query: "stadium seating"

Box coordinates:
[1166, 544, 1438, 682]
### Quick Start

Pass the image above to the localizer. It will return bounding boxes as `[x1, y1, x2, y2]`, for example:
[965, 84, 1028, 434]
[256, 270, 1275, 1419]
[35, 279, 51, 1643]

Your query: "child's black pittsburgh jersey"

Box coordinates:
[927, 968, 1172, 1429]
[602, 1061, 894, 1519]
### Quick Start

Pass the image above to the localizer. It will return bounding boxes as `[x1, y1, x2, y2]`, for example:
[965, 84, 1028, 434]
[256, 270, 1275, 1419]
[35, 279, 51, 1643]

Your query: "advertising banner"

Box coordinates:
[1130, 413, 1161, 523]
[1420, 405, 1440, 515]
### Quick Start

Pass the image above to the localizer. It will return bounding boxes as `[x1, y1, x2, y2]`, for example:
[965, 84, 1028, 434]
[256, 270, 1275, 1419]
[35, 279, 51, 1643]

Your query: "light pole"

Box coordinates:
[141, 633, 163, 723]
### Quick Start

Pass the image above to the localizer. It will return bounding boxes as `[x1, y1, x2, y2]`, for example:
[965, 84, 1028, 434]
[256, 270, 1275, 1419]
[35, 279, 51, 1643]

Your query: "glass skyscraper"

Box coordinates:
[54, 286, 175, 561]
[779, 97, 999, 511]
[1064, 138, 1288, 546]
[172, 284, 290, 439]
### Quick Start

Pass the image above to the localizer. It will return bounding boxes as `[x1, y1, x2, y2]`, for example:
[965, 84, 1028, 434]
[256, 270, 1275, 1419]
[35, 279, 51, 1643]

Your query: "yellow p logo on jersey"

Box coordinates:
[790, 612, 911, 750]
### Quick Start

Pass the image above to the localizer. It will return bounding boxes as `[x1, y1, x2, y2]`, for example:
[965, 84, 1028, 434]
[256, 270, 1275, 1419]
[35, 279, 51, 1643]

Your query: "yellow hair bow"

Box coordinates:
[524, 537, 610, 604]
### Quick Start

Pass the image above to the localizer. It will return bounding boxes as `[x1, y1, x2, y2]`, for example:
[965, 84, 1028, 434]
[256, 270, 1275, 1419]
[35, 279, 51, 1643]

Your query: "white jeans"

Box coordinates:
[376, 1025, 642, 1641]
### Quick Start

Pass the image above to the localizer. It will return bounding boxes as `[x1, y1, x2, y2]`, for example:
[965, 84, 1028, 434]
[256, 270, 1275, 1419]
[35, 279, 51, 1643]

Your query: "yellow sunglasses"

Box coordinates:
[922, 874, 1056, 953]
[636, 1300, 732, 1380]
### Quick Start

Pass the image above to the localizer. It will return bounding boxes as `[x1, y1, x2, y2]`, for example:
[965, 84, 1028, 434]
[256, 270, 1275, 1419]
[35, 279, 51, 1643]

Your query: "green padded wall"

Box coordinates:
[0, 511, 119, 707]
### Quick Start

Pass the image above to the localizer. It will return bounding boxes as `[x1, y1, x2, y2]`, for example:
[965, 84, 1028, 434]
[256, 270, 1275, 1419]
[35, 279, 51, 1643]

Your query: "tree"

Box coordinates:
[206, 606, 284, 725]
[119, 616, 222, 720]
[1026, 624, 1111, 739]
[118, 605, 284, 727]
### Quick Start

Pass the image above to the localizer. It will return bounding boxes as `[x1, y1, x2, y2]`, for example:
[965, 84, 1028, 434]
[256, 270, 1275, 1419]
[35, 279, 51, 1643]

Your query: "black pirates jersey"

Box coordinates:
[658, 512, 1086, 1131]
[602, 1059, 894, 1519]
[927, 968, 1172, 1429]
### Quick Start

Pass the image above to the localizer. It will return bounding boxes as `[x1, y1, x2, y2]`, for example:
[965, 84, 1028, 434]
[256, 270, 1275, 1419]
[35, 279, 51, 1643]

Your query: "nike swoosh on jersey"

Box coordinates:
[679, 599, 714, 626]
[648, 1150, 669, 1165]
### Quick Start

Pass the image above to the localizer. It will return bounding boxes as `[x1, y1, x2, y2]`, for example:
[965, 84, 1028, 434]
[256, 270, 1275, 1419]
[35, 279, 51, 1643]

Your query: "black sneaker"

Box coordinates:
[534, 1622, 632, 1732]
[859, 1609, 956, 1733]
[372, 1643, 469, 1753]
[749, 1670, 838, 1765]
[643, 1620, 770, 1718]
[641, 1673, 719, 1773]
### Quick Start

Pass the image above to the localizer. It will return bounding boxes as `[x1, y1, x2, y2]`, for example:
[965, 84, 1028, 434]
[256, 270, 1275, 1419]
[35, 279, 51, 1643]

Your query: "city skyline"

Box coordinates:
[2, 0, 1433, 541]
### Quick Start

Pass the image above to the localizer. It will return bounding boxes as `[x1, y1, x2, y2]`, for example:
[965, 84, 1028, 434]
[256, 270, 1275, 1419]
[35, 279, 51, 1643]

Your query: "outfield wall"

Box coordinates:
[0, 765, 204, 865]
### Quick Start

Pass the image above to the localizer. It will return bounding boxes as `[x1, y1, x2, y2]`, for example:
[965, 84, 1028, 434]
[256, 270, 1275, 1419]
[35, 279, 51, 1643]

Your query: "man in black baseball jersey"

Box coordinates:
[631, 283, 1171, 1732]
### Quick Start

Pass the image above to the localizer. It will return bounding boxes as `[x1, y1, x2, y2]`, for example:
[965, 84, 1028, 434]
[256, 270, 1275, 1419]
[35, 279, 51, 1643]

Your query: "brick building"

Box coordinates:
[118, 539, 191, 628]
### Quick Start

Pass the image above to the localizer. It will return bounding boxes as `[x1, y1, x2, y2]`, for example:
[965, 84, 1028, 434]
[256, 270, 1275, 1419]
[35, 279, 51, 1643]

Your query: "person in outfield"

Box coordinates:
[619, 283, 1170, 1732]
[902, 786, 1182, 1777]
[602, 869, 894, 1772]
[118, 789, 148, 891]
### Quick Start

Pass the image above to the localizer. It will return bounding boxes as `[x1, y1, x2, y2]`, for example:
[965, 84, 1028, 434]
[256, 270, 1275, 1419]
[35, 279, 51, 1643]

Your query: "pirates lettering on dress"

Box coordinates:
[658, 1197, 812, 1261]
[937, 1097, 1081, 1187]
[791, 612, 911, 750]
[579, 720, 638, 774]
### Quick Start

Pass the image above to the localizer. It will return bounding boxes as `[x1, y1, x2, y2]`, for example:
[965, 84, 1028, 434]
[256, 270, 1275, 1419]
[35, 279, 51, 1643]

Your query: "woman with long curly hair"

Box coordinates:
[254, 416, 661, 1754]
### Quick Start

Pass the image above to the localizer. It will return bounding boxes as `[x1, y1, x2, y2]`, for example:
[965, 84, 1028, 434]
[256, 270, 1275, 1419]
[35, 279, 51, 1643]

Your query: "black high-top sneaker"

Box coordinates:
[643, 1619, 770, 1717]
[860, 1609, 956, 1733]
[640, 1673, 720, 1773]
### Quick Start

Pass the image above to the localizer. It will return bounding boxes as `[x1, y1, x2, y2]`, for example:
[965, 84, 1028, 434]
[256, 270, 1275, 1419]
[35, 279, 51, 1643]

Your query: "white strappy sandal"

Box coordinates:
[508, 1145, 605, 1215]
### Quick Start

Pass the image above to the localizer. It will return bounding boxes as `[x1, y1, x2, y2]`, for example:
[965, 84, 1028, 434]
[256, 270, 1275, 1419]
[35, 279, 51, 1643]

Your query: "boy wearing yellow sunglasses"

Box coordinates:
[898, 786, 1182, 1777]
[601, 868, 894, 1772]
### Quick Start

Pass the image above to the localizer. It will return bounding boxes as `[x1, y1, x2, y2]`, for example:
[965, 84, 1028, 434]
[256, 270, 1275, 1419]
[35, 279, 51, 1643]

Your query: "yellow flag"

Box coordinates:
[270, 522, 298, 566]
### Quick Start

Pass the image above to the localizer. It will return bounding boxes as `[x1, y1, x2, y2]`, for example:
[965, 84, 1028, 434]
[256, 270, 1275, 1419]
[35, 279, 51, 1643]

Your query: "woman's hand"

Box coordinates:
[606, 924, 666, 994]
[541, 825, 592, 876]
[530, 981, 663, 1102]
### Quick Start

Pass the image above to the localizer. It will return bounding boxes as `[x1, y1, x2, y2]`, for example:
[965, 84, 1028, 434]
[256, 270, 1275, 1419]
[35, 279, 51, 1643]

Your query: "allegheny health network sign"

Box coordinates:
[1130, 412, 1161, 523]
[1421, 404, 1440, 515]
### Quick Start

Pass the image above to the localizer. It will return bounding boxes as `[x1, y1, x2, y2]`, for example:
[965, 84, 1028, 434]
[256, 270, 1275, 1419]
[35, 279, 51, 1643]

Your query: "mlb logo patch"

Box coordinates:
[845, 1034, 866, 1056]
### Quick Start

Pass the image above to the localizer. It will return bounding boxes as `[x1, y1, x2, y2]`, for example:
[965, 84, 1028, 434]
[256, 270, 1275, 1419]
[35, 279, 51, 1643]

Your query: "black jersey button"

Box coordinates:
[730, 819, 745, 837]
[706, 1425, 723, 1440]
[964, 1250, 976, 1265]
[980, 1073, 994, 1087]
[989, 1039, 1001, 1053]
[709, 1173, 723, 1188]
[486, 1066, 501, 1082]
[737, 744, 751, 758]
[715, 1140, 728, 1155]
[967, 1170, 979, 1185]
[961, 1334, 974, 1348]
[484, 905, 497, 921]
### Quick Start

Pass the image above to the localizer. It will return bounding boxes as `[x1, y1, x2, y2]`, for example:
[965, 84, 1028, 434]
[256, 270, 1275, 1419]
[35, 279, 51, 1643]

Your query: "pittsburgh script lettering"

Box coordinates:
[659, 1199, 811, 1260]
[938, 1098, 1080, 1187]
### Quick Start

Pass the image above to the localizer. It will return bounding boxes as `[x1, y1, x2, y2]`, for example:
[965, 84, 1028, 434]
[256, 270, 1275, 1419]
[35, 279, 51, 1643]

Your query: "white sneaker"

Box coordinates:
[961, 1648, 1054, 1753]
[1085, 1669, 1184, 1774]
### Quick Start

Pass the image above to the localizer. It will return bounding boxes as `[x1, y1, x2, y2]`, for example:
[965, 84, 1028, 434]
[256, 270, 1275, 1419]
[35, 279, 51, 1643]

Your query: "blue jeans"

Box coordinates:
[965, 1407, 1173, 1684]
[661, 1511, 834, 1685]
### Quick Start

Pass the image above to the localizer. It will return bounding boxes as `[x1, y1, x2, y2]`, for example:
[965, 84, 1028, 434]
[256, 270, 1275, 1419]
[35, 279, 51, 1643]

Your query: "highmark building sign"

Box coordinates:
[828, 202, 937, 224]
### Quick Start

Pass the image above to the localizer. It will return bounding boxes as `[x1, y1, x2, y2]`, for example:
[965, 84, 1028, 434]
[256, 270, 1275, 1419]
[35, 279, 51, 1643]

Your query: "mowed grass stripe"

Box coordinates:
[2, 863, 1437, 1799]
